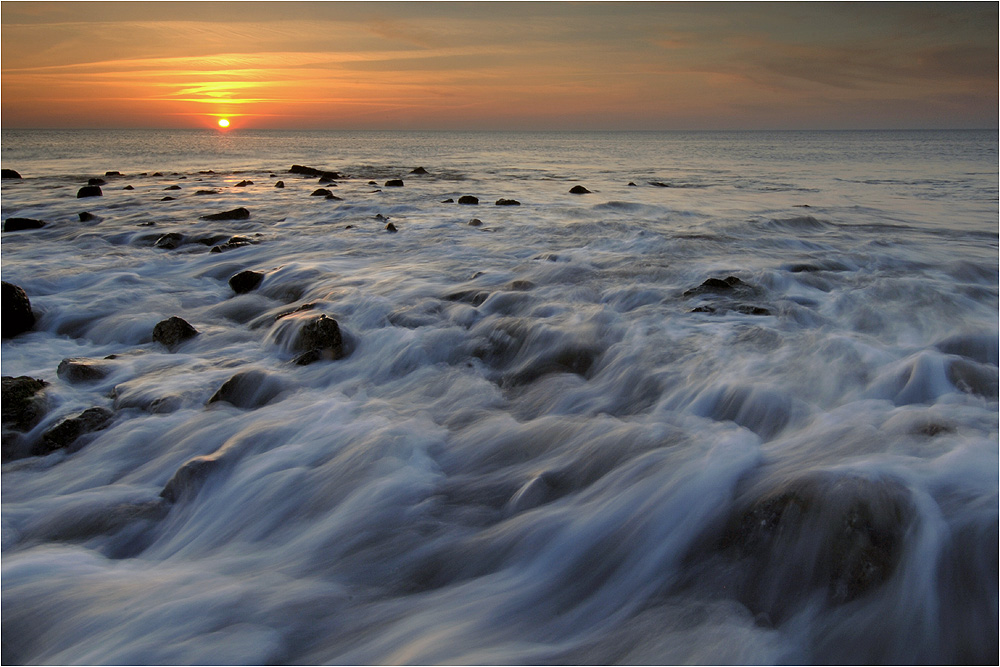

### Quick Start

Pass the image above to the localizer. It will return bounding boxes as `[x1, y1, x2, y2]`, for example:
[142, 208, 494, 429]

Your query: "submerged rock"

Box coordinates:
[210, 236, 257, 253]
[683, 276, 750, 297]
[385, 179, 404, 187]
[3, 218, 46, 232]
[495, 198, 520, 206]
[57, 358, 110, 383]
[228, 270, 264, 294]
[152, 317, 198, 348]
[310, 188, 333, 197]
[200, 207, 250, 221]
[293, 314, 344, 364]
[154, 232, 184, 250]
[467, 218, 483, 227]
[569, 185, 591, 194]
[88, 178, 107, 186]
[78, 212, 100, 222]
[235, 180, 253, 187]
[164, 184, 181, 191]
[77, 185, 102, 198]
[274, 181, 285, 188]
[1, 169, 22, 179]
[208, 370, 286, 409]
[1, 376, 48, 431]
[33, 407, 113, 456]
[458, 195, 479, 205]
[410, 166, 429, 174]
[2, 282, 36, 338]
[160, 455, 221, 502]
[385, 222, 398, 233]
[290, 165, 342, 179]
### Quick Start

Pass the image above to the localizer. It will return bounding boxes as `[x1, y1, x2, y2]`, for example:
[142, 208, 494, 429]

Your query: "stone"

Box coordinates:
[467, 218, 483, 227]
[683, 276, 748, 296]
[628, 182, 637, 186]
[1, 376, 47, 431]
[152, 316, 198, 347]
[195, 190, 217, 195]
[33, 407, 113, 456]
[57, 358, 109, 383]
[228, 270, 264, 294]
[289, 165, 342, 179]
[235, 180, 253, 187]
[441, 198, 454, 203]
[569, 185, 591, 194]
[310, 188, 332, 197]
[208, 370, 285, 409]
[78, 212, 100, 222]
[495, 198, 520, 206]
[385, 179, 404, 187]
[458, 195, 479, 205]
[2, 282, 35, 338]
[201, 207, 250, 221]
[160, 455, 221, 502]
[105, 171, 121, 177]
[274, 181, 285, 188]
[326, 194, 342, 200]
[77, 185, 103, 198]
[164, 184, 181, 190]
[209, 236, 256, 253]
[88, 177, 107, 186]
[154, 232, 184, 249]
[160, 196, 175, 201]
[1, 169, 22, 179]
[409, 166, 428, 174]
[123, 185, 134, 190]
[3, 218, 46, 232]
[649, 181, 670, 187]
[385, 222, 397, 232]
[293, 314, 344, 364]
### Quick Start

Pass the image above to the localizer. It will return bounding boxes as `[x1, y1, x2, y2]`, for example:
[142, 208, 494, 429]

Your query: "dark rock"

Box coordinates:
[311, 188, 332, 197]
[137, 221, 156, 227]
[123, 185, 134, 190]
[88, 178, 107, 186]
[293, 314, 344, 364]
[289, 165, 342, 179]
[649, 181, 670, 187]
[78, 212, 100, 222]
[628, 182, 637, 186]
[2, 282, 35, 337]
[410, 167, 429, 174]
[385, 179, 404, 187]
[164, 184, 181, 190]
[385, 222, 398, 233]
[274, 181, 285, 188]
[208, 370, 285, 409]
[458, 195, 479, 205]
[228, 270, 264, 294]
[569, 185, 591, 194]
[3, 217, 46, 232]
[201, 207, 250, 221]
[160, 196, 175, 202]
[375, 214, 387, 220]
[235, 180, 252, 187]
[467, 218, 483, 227]
[195, 190, 217, 195]
[210, 236, 257, 253]
[2, 169, 22, 179]
[152, 316, 198, 347]
[199, 170, 215, 175]
[154, 232, 184, 250]
[444, 289, 490, 307]
[152, 172, 163, 177]
[326, 194, 342, 200]
[735, 305, 772, 316]
[344, 225, 354, 229]
[495, 198, 520, 206]
[77, 186, 102, 198]
[105, 171, 121, 177]
[160, 455, 221, 502]
[275, 303, 316, 321]
[441, 198, 454, 203]
[508, 280, 534, 291]
[1, 376, 48, 431]
[57, 358, 110, 383]
[683, 276, 749, 297]
[368, 181, 378, 186]
[33, 407, 113, 456]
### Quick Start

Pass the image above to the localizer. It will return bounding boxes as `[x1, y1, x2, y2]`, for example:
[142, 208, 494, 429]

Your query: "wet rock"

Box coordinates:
[444, 289, 491, 307]
[208, 370, 286, 409]
[289, 165, 342, 179]
[2, 282, 35, 338]
[317, 175, 337, 184]
[33, 407, 113, 456]
[78, 212, 100, 222]
[458, 195, 479, 205]
[210, 236, 257, 253]
[1, 376, 48, 431]
[1, 169, 22, 179]
[57, 358, 110, 383]
[195, 190, 217, 195]
[649, 181, 670, 187]
[88, 178, 107, 186]
[235, 180, 253, 187]
[154, 232, 184, 250]
[152, 316, 198, 348]
[164, 184, 181, 190]
[160, 455, 221, 502]
[275, 303, 317, 321]
[410, 166, 429, 174]
[368, 181, 378, 186]
[160, 196, 176, 202]
[293, 314, 344, 364]
[152, 172, 163, 177]
[628, 182, 637, 186]
[77, 185, 102, 198]
[105, 171, 121, 177]
[683, 276, 749, 296]
[310, 188, 333, 197]
[569, 185, 591, 194]
[326, 194, 342, 201]
[441, 198, 455, 203]
[200, 207, 250, 221]
[385, 179, 404, 187]
[467, 218, 483, 227]
[495, 198, 520, 206]
[228, 270, 264, 294]
[3, 217, 46, 232]
[385, 222, 398, 232]
[123, 185, 134, 190]
[274, 181, 285, 188]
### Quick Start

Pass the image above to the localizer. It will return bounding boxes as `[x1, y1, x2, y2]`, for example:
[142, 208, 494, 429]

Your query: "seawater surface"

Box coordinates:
[1, 129, 997, 665]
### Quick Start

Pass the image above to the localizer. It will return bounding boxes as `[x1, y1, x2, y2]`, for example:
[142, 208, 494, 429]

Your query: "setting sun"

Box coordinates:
[217, 118, 230, 128]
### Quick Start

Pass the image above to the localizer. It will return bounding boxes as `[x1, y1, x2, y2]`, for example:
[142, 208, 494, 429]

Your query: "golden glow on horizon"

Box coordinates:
[217, 118, 230, 128]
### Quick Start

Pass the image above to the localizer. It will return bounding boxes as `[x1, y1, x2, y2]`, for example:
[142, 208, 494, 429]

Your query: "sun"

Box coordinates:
[217, 118, 230, 128]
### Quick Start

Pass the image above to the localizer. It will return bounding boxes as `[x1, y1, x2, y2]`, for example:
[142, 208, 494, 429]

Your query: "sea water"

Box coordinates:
[1, 129, 997, 664]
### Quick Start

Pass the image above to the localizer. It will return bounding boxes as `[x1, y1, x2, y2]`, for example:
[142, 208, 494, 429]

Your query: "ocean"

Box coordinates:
[1, 129, 997, 664]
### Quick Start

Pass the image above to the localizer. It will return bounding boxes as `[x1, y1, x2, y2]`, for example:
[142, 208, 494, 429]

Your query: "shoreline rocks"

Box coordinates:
[201, 207, 250, 221]
[229, 270, 264, 294]
[2, 282, 36, 337]
[3, 218, 46, 232]
[1, 169, 22, 179]
[77, 185, 103, 198]
[152, 317, 198, 348]
[569, 185, 591, 194]
[458, 195, 479, 205]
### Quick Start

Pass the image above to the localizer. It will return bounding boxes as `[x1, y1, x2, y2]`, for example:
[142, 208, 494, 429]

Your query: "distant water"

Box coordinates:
[1, 129, 997, 665]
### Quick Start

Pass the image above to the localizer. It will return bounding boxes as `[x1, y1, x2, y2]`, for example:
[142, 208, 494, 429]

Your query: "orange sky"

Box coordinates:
[2, 1, 996, 130]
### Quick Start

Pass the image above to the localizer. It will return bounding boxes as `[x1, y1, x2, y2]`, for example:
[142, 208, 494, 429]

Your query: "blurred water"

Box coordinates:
[1, 129, 997, 664]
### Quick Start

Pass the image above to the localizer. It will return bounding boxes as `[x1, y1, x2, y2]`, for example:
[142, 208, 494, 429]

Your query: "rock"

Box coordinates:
[228, 270, 264, 294]
[164, 184, 181, 190]
[123, 185, 134, 190]
[88, 177, 107, 186]
[195, 190, 217, 195]
[208, 370, 285, 409]
[57, 358, 109, 383]
[201, 207, 250, 221]
[495, 198, 520, 206]
[326, 194, 342, 201]
[458, 195, 479, 205]
[1, 376, 47, 431]
[410, 167, 429, 174]
[368, 181, 378, 186]
[385, 222, 397, 232]
[210, 236, 257, 253]
[508, 280, 534, 291]
[3, 218, 46, 232]
[33, 407, 113, 456]
[2, 282, 35, 337]
[160, 196, 175, 202]
[289, 165, 342, 179]
[628, 182, 637, 186]
[683, 276, 749, 297]
[152, 172, 163, 177]
[78, 212, 100, 222]
[569, 185, 591, 194]
[274, 181, 285, 188]
[77, 185, 102, 198]
[154, 232, 184, 249]
[467, 218, 483, 227]
[152, 317, 198, 347]
[160, 455, 221, 502]
[1, 169, 22, 179]
[235, 180, 253, 187]
[441, 198, 454, 203]
[275, 303, 316, 321]
[385, 179, 404, 187]
[649, 181, 670, 187]
[293, 314, 344, 364]
[310, 188, 332, 197]
[105, 171, 121, 177]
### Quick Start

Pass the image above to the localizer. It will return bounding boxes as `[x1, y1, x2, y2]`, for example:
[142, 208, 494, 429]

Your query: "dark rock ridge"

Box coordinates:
[1, 376, 48, 431]
[289, 165, 342, 180]
[152, 317, 198, 347]
[495, 198, 520, 206]
[385, 179, 404, 187]
[3, 218, 46, 232]
[77, 185, 103, 198]
[569, 185, 591, 194]
[293, 314, 344, 365]
[229, 270, 264, 294]
[2, 282, 36, 338]
[201, 207, 250, 221]
[458, 195, 479, 205]
[33, 407, 113, 456]
[1, 169, 22, 179]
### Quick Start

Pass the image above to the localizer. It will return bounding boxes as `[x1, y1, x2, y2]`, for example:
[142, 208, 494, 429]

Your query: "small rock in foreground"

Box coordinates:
[3, 218, 46, 232]
[1, 169, 22, 179]
[152, 317, 198, 348]
[77, 185, 103, 198]
[229, 270, 264, 294]
[201, 207, 250, 221]
[2, 282, 36, 337]
[33, 407, 113, 456]
[458, 195, 479, 205]
[293, 314, 344, 364]
[569, 185, 591, 194]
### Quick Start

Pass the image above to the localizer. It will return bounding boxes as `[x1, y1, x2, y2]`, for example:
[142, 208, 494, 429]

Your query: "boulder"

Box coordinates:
[195, 190, 217, 195]
[1, 376, 47, 431]
[1, 169, 22, 179]
[293, 314, 344, 364]
[385, 222, 398, 233]
[385, 179, 404, 187]
[88, 177, 107, 186]
[2, 282, 35, 337]
[164, 184, 181, 190]
[495, 198, 520, 206]
[235, 180, 253, 187]
[105, 171, 121, 177]
[160, 455, 221, 502]
[154, 232, 184, 249]
[289, 165, 342, 179]
[152, 316, 198, 348]
[77, 185, 103, 198]
[458, 195, 479, 205]
[3, 218, 46, 232]
[410, 167, 429, 174]
[78, 212, 100, 222]
[200, 207, 250, 221]
[310, 188, 332, 197]
[123, 185, 135, 190]
[274, 181, 285, 188]
[160, 196, 176, 202]
[569, 185, 591, 194]
[57, 358, 110, 383]
[326, 194, 342, 201]
[33, 407, 113, 456]
[210, 236, 257, 253]
[228, 270, 264, 294]
[683, 276, 749, 297]
[467, 218, 483, 227]
[208, 370, 286, 409]
[441, 198, 454, 203]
